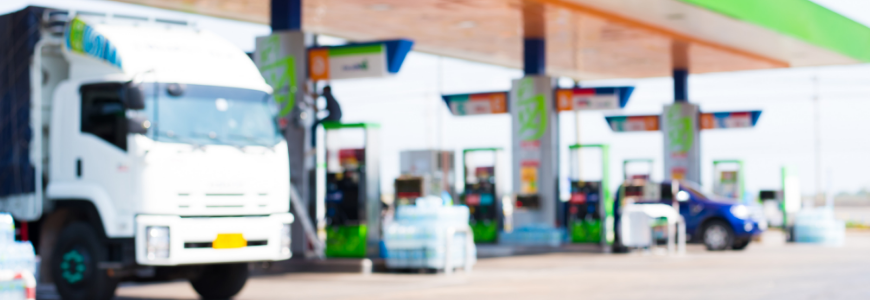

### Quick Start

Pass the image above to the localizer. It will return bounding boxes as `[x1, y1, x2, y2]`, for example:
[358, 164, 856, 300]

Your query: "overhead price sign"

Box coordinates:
[700, 111, 761, 129]
[308, 39, 413, 80]
[605, 115, 660, 132]
[606, 110, 763, 132]
[555, 87, 634, 112]
[442, 92, 508, 116]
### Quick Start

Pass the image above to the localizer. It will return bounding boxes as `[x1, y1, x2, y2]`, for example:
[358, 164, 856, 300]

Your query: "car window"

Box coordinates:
[682, 185, 706, 201]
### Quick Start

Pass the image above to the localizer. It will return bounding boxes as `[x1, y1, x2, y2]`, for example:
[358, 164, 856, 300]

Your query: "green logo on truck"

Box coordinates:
[65, 17, 123, 69]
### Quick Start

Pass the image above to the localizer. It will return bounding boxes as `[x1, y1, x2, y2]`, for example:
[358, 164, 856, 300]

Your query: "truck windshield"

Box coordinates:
[143, 83, 281, 147]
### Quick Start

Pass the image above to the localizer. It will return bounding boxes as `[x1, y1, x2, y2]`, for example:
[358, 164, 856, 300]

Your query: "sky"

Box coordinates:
[3, 0, 870, 200]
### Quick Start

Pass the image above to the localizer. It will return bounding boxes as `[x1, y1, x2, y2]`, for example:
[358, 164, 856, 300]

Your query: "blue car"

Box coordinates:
[616, 180, 765, 251]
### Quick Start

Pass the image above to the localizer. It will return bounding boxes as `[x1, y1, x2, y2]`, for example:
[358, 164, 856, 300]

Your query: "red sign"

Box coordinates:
[570, 193, 586, 204]
[465, 194, 481, 205]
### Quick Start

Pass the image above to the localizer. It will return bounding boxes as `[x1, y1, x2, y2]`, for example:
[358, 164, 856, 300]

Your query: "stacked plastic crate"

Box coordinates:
[383, 198, 476, 270]
[0, 213, 36, 300]
[794, 207, 845, 246]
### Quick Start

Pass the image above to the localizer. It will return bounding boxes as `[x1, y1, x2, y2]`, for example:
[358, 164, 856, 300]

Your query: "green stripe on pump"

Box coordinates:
[321, 121, 381, 130]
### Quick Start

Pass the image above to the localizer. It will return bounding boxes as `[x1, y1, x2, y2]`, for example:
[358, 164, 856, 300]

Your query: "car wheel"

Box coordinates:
[51, 222, 119, 300]
[732, 238, 750, 250]
[190, 263, 249, 299]
[702, 220, 734, 251]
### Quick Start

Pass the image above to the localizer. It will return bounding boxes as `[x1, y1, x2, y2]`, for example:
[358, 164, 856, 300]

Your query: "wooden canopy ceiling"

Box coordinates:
[109, 0, 860, 79]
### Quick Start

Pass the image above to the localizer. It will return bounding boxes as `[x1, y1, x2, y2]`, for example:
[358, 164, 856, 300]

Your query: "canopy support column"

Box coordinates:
[522, 0, 546, 76]
[262, 0, 320, 258]
[524, 39, 546, 75]
[663, 40, 700, 183]
[271, 0, 301, 31]
[671, 40, 689, 103]
[510, 1, 561, 233]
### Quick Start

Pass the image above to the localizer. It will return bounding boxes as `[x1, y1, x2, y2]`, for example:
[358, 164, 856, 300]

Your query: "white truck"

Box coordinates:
[0, 6, 293, 300]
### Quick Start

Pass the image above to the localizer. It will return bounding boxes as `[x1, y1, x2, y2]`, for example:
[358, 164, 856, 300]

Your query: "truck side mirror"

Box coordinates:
[128, 115, 150, 134]
[126, 82, 145, 110]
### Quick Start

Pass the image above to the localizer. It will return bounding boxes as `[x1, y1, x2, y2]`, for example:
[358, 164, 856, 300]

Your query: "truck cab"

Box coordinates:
[617, 180, 765, 251]
[1, 7, 293, 300]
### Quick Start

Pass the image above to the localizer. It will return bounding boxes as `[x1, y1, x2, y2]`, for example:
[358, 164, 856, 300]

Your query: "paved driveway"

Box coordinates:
[114, 231, 870, 300]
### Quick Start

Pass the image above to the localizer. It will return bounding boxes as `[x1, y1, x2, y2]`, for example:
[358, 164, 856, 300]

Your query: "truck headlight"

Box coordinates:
[280, 224, 291, 256]
[730, 205, 750, 220]
[146, 226, 170, 260]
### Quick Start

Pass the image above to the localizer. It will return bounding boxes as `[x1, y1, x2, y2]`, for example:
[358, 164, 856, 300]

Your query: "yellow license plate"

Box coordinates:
[212, 233, 247, 249]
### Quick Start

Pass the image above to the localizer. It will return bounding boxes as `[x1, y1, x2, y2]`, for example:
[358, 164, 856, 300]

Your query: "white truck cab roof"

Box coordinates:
[63, 12, 271, 92]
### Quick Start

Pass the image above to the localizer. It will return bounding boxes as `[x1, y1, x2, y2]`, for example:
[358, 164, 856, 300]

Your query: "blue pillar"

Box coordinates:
[673, 69, 688, 102]
[523, 38, 546, 75]
[271, 0, 302, 31]
[671, 40, 689, 103]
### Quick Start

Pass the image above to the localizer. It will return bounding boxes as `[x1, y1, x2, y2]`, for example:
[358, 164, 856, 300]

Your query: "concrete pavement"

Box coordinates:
[109, 230, 870, 300]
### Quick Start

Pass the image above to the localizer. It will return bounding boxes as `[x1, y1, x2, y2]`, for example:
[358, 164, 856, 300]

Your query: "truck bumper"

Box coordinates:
[135, 213, 294, 266]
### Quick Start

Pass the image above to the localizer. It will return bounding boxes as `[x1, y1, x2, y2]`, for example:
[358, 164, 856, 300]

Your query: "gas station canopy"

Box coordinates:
[112, 0, 870, 79]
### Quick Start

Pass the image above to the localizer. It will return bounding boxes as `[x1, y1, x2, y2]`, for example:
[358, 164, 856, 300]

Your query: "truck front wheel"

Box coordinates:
[50, 222, 119, 300]
[190, 263, 249, 299]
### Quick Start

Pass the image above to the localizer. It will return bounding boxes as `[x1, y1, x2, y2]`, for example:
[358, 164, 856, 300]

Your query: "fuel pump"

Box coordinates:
[614, 180, 673, 250]
[713, 160, 744, 199]
[623, 159, 654, 181]
[394, 176, 424, 206]
[759, 190, 783, 228]
[462, 148, 504, 243]
[395, 150, 455, 206]
[319, 122, 381, 258]
[564, 144, 612, 248]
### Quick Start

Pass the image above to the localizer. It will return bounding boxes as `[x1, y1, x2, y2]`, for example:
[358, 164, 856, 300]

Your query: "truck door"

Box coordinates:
[77, 83, 134, 222]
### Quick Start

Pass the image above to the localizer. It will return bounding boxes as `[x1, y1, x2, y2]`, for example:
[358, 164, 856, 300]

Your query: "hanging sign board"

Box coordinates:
[309, 44, 387, 80]
[607, 110, 762, 132]
[605, 115, 660, 132]
[700, 111, 762, 129]
[442, 92, 508, 116]
[308, 39, 413, 81]
[555, 87, 634, 112]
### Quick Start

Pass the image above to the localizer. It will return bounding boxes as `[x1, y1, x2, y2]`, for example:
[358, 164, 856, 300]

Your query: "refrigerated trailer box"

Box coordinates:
[0, 7, 293, 300]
